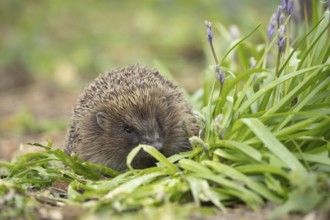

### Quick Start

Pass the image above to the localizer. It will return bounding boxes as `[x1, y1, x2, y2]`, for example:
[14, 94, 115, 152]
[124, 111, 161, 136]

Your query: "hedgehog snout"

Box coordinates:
[151, 142, 163, 151]
[140, 134, 163, 151]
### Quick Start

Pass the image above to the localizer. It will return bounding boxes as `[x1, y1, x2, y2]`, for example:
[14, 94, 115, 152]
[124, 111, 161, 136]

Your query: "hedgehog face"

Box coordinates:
[90, 109, 165, 170]
[95, 110, 163, 151]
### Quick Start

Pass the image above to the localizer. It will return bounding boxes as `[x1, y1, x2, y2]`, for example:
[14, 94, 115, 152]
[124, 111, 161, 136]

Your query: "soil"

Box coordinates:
[0, 80, 77, 161]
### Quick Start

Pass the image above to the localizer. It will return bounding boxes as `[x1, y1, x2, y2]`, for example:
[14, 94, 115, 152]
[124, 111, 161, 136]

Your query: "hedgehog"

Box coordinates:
[65, 65, 198, 171]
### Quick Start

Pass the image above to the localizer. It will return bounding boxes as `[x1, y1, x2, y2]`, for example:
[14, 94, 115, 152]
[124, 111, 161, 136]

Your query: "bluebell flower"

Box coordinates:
[277, 25, 286, 53]
[220, 72, 226, 85]
[282, 0, 295, 15]
[215, 65, 225, 85]
[275, 5, 283, 25]
[205, 20, 214, 44]
[267, 13, 277, 40]
[287, 0, 295, 15]
[281, 0, 287, 12]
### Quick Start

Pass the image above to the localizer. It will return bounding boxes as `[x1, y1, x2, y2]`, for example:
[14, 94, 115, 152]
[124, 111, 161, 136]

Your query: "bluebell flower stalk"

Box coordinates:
[205, 20, 219, 66]
[205, 20, 225, 85]
[205, 20, 214, 44]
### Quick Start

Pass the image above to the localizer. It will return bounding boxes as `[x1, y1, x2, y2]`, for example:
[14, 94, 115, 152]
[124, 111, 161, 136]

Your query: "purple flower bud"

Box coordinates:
[277, 25, 286, 53]
[282, 0, 294, 15]
[281, 0, 287, 12]
[267, 13, 276, 40]
[215, 65, 225, 85]
[278, 38, 286, 53]
[288, 0, 294, 15]
[205, 20, 214, 44]
[220, 72, 226, 85]
[275, 5, 283, 25]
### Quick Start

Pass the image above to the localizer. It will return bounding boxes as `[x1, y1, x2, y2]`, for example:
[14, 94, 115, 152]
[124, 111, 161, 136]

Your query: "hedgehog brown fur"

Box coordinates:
[65, 65, 198, 171]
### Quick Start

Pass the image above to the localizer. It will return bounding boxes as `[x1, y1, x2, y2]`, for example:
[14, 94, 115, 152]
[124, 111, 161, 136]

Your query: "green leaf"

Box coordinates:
[203, 161, 283, 203]
[103, 171, 166, 199]
[213, 140, 262, 162]
[241, 118, 307, 174]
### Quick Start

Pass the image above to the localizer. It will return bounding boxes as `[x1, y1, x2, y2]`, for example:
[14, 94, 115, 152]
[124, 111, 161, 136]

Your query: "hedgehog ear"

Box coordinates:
[96, 112, 106, 130]
[161, 96, 168, 104]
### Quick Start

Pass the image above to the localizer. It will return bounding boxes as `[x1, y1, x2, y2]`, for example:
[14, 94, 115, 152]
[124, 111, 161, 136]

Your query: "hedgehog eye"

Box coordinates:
[124, 126, 133, 134]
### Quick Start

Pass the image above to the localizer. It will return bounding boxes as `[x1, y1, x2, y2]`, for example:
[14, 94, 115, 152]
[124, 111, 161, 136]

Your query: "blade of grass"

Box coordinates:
[236, 65, 325, 117]
[235, 164, 289, 180]
[104, 171, 166, 199]
[275, 73, 330, 131]
[180, 159, 264, 209]
[203, 161, 283, 203]
[241, 118, 307, 174]
[212, 140, 262, 162]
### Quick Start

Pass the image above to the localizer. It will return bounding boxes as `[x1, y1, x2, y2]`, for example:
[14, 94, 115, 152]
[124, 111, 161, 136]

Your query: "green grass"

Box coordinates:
[1, 3, 329, 220]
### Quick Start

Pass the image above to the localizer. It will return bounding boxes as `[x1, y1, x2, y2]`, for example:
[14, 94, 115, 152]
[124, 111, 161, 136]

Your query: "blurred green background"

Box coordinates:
[0, 0, 278, 89]
[0, 0, 278, 158]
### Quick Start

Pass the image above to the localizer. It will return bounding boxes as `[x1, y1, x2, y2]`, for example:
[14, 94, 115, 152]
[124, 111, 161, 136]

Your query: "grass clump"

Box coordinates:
[1, 2, 329, 219]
